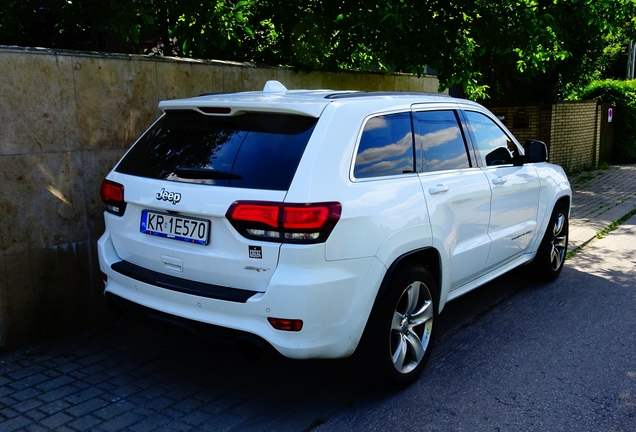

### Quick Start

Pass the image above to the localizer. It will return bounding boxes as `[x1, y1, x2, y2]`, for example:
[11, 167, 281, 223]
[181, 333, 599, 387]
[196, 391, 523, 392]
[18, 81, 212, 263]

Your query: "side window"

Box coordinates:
[413, 110, 470, 172]
[464, 111, 519, 167]
[353, 113, 414, 178]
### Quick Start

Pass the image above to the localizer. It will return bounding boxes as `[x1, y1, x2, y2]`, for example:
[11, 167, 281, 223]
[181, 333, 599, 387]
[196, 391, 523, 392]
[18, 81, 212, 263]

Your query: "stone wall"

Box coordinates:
[0, 46, 442, 348]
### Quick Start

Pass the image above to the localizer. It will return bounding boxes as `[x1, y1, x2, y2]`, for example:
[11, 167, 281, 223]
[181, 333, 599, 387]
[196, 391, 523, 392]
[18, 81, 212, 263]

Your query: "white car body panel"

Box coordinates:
[99, 229, 377, 358]
[104, 172, 286, 291]
[481, 164, 541, 270]
[97, 83, 572, 361]
[418, 168, 492, 292]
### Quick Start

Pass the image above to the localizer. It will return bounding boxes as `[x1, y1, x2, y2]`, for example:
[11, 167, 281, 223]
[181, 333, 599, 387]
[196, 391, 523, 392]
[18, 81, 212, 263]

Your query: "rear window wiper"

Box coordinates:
[174, 167, 243, 180]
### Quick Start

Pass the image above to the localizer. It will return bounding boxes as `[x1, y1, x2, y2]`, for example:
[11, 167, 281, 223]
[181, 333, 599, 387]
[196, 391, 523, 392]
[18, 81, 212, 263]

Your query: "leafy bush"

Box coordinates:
[577, 80, 636, 163]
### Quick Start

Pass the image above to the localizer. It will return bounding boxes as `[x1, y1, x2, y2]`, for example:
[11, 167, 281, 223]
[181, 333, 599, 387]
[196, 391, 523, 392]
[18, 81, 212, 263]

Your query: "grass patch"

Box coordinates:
[572, 173, 596, 185]
[570, 163, 613, 186]
[566, 207, 636, 260]
[595, 208, 636, 239]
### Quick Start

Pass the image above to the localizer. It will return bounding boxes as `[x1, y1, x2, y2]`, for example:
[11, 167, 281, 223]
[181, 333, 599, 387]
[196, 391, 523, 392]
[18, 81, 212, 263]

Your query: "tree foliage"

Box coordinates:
[1, 0, 635, 103]
[469, 0, 636, 103]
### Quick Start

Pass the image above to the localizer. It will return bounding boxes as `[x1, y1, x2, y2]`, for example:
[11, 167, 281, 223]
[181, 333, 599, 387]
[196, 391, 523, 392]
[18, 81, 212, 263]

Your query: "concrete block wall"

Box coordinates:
[0, 46, 441, 349]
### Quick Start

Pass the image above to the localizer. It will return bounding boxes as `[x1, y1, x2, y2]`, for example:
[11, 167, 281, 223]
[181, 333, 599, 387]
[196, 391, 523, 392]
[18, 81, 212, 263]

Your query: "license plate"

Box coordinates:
[140, 210, 210, 245]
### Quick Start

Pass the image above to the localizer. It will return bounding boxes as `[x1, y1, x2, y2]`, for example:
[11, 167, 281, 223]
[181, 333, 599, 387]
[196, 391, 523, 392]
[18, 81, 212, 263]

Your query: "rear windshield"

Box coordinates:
[115, 110, 317, 190]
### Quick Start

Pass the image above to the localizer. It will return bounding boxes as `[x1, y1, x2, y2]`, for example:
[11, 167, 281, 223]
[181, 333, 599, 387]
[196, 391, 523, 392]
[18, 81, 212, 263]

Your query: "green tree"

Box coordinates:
[0, 0, 157, 52]
[1, 0, 635, 102]
[154, 0, 258, 60]
[241, 0, 485, 96]
[242, 0, 636, 102]
[579, 79, 636, 162]
[0, 0, 254, 57]
[469, 0, 636, 103]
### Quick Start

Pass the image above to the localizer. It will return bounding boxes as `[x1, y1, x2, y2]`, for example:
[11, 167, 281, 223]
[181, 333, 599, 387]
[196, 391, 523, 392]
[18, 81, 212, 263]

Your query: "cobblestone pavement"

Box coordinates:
[569, 164, 636, 251]
[0, 321, 361, 432]
[2, 165, 636, 432]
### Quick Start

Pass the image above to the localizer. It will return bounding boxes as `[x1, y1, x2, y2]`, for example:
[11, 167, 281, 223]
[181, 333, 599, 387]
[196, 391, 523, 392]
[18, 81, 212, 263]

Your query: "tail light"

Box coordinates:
[100, 180, 127, 216]
[226, 201, 341, 244]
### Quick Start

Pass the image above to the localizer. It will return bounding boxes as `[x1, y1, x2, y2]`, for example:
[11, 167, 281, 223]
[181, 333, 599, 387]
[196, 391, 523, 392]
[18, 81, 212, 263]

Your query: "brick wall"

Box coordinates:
[489, 100, 600, 172]
[489, 105, 541, 144]
[549, 101, 598, 171]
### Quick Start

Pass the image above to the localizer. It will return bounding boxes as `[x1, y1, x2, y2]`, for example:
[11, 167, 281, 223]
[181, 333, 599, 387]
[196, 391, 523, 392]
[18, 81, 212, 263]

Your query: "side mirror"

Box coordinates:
[485, 147, 513, 166]
[524, 140, 548, 163]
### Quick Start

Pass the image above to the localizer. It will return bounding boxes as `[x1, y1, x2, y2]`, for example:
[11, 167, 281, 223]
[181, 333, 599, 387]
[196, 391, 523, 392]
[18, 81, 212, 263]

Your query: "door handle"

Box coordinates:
[492, 176, 507, 185]
[428, 184, 450, 195]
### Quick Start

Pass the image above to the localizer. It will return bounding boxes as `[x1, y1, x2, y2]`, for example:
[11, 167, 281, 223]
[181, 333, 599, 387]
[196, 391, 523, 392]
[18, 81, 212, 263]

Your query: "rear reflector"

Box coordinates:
[268, 318, 303, 332]
[226, 201, 341, 244]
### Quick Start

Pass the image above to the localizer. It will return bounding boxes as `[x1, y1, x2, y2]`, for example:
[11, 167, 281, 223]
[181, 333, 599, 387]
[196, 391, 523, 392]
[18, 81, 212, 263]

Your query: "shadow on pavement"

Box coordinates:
[0, 268, 552, 432]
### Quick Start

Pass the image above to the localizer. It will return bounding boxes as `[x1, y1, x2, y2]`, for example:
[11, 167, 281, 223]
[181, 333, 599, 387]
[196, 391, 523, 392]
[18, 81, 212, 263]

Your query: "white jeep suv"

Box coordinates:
[98, 81, 571, 387]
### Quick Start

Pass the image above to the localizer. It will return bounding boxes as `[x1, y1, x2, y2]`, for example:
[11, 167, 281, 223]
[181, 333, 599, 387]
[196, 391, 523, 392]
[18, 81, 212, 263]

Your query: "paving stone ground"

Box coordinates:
[2, 164, 636, 432]
[569, 164, 636, 250]
[0, 320, 362, 432]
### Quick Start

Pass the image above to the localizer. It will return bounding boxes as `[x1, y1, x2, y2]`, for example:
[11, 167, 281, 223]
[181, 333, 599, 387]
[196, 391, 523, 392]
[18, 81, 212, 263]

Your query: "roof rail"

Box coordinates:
[324, 91, 451, 100]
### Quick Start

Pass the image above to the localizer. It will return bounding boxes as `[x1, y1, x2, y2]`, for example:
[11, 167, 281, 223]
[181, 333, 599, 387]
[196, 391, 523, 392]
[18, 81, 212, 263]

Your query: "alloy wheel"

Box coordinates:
[551, 213, 567, 271]
[390, 281, 434, 374]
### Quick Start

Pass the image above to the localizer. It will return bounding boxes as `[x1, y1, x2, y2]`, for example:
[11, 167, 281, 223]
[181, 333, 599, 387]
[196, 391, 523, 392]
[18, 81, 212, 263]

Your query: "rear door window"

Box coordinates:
[115, 110, 317, 191]
[413, 110, 471, 172]
[353, 113, 415, 178]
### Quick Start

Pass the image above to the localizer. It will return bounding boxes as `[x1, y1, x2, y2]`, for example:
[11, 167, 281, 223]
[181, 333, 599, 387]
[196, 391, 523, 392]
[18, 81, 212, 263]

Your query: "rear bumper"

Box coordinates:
[110, 260, 258, 302]
[98, 231, 385, 359]
[104, 292, 280, 360]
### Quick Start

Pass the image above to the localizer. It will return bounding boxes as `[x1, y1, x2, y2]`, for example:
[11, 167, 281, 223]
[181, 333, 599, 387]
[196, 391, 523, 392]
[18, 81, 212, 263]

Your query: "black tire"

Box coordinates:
[529, 202, 569, 281]
[355, 262, 438, 389]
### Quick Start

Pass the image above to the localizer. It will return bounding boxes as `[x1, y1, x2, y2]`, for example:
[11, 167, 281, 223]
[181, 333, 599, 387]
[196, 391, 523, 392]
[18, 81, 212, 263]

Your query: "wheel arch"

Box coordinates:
[546, 193, 572, 234]
[353, 248, 442, 386]
[375, 247, 442, 311]
[525, 194, 570, 280]
[556, 195, 571, 215]
[531, 192, 571, 254]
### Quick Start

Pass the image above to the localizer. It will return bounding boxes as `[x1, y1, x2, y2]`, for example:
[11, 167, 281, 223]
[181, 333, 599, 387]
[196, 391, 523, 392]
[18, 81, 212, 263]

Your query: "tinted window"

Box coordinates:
[116, 111, 317, 190]
[414, 110, 470, 172]
[464, 111, 518, 166]
[353, 113, 414, 178]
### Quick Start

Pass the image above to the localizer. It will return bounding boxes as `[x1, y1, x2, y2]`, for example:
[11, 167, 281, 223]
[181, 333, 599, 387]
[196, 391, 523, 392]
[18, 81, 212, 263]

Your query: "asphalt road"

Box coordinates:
[313, 217, 636, 432]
